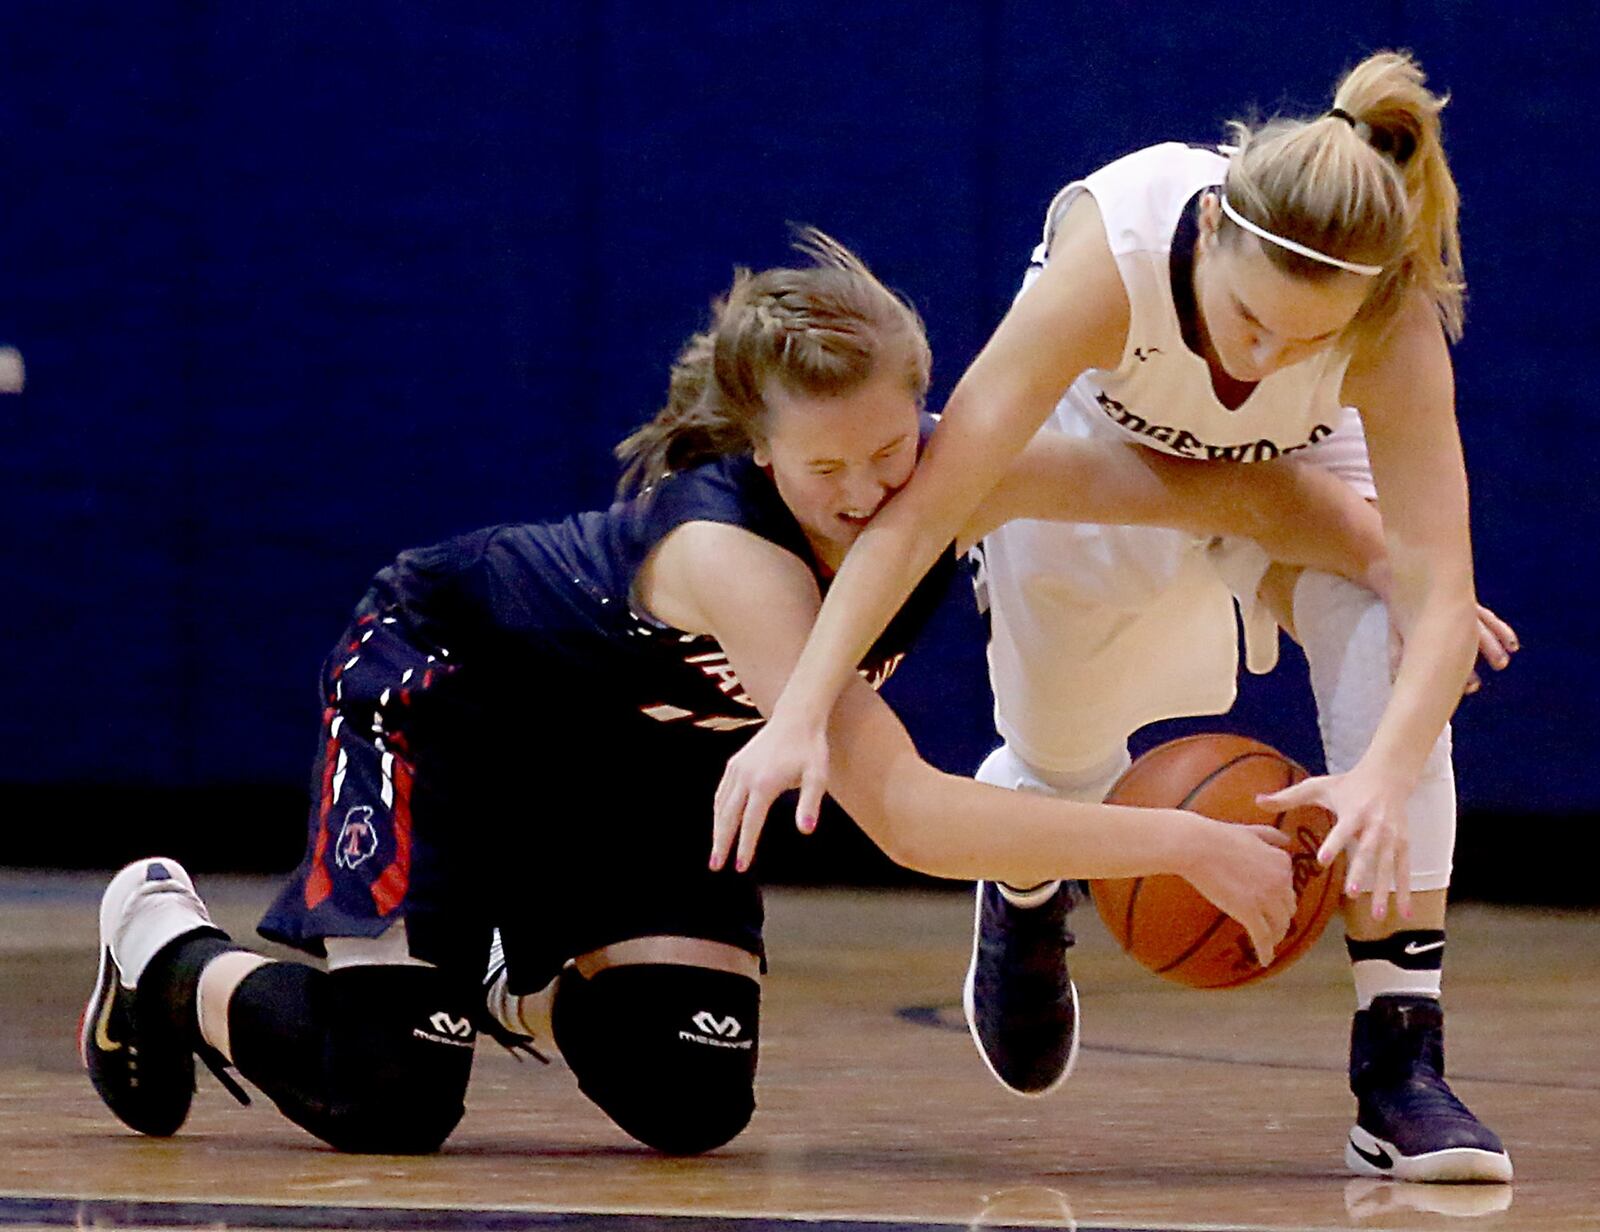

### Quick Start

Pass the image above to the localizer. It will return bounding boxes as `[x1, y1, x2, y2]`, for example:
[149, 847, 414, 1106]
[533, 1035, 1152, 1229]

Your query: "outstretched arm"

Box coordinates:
[1259, 296, 1479, 919]
[714, 195, 1132, 837]
[967, 431, 1515, 686]
[654, 520, 1297, 963]
[961, 433, 1388, 587]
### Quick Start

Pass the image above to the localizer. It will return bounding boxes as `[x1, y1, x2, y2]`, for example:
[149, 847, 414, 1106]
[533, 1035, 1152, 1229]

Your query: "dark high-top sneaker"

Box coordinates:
[1347, 994, 1512, 1183]
[962, 880, 1080, 1096]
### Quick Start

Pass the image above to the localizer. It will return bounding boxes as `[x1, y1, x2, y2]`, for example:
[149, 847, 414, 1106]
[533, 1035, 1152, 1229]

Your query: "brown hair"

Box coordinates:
[615, 229, 931, 495]
[1220, 51, 1465, 343]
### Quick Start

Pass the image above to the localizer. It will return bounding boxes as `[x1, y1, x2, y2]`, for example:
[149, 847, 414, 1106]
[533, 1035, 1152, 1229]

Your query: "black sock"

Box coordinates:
[1346, 929, 1444, 1008]
[138, 928, 238, 1046]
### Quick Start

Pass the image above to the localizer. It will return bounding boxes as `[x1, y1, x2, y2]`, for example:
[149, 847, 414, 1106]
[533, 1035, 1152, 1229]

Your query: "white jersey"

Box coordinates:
[981, 142, 1376, 774]
[1035, 142, 1353, 466]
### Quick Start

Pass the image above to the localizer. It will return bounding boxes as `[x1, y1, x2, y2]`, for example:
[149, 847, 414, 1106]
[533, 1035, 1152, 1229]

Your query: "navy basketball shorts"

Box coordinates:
[260, 594, 764, 987]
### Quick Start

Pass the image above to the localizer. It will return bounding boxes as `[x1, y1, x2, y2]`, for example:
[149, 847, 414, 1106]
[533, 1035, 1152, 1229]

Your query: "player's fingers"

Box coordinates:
[1256, 780, 1315, 812]
[1273, 848, 1297, 937]
[1475, 623, 1510, 672]
[796, 769, 825, 836]
[737, 776, 779, 846]
[1395, 847, 1413, 920]
[1349, 814, 1394, 901]
[709, 784, 744, 871]
[734, 793, 769, 874]
[1246, 914, 1276, 968]
[1250, 825, 1292, 850]
[1343, 827, 1378, 898]
[1317, 814, 1360, 867]
[1276, 881, 1297, 938]
[1477, 604, 1519, 654]
[1368, 843, 1397, 922]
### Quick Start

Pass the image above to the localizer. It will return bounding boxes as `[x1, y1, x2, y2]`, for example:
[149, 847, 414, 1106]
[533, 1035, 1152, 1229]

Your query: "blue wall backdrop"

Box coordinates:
[5, 4, 1596, 886]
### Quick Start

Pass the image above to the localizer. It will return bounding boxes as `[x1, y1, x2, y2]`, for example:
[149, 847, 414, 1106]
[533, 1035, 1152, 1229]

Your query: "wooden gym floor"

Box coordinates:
[2, 870, 1595, 1231]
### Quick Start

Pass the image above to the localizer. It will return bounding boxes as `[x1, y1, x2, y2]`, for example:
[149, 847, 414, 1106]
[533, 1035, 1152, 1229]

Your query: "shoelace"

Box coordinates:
[986, 897, 1072, 996]
[197, 1046, 251, 1106]
[502, 1038, 552, 1065]
[477, 1014, 551, 1065]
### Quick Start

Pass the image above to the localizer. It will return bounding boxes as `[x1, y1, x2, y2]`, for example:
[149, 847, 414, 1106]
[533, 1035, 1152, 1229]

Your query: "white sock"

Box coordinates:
[1351, 961, 1443, 1009]
[997, 881, 1059, 908]
[195, 951, 271, 1063]
[485, 966, 559, 1049]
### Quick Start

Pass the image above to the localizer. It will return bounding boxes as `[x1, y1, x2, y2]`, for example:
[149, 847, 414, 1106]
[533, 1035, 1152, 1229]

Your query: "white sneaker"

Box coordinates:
[80, 858, 218, 1135]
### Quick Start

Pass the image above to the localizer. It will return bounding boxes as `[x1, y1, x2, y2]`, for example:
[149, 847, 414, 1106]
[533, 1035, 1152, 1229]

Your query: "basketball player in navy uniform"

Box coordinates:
[720, 56, 1518, 1182]
[84, 234, 1393, 1156]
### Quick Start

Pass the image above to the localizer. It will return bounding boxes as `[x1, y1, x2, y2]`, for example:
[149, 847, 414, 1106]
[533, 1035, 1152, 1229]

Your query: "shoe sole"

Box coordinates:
[961, 884, 1080, 1099]
[78, 942, 116, 1069]
[1346, 1124, 1513, 1183]
[81, 858, 171, 1071]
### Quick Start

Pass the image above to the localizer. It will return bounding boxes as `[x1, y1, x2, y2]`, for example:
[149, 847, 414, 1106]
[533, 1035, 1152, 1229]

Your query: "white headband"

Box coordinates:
[1218, 194, 1384, 277]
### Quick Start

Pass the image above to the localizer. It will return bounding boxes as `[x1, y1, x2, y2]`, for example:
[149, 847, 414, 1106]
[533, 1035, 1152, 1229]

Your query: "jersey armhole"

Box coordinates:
[1039, 185, 1139, 375]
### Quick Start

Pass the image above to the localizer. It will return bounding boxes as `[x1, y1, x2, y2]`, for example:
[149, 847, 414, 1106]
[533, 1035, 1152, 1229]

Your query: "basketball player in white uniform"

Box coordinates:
[716, 53, 1516, 1183]
[89, 233, 1388, 1159]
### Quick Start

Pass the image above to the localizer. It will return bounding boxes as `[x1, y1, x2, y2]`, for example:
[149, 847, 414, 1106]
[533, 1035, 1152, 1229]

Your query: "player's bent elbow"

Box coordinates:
[849, 802, 922, 872]
[854, 766, 968, 879]
[837, 759, 950, 875]
[876, 827, 960, 880]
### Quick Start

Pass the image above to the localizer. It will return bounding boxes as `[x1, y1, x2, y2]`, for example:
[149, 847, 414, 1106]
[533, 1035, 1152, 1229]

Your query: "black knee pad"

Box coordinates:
[553, 962, 759, 1155]
[229, 962, 477, 1154]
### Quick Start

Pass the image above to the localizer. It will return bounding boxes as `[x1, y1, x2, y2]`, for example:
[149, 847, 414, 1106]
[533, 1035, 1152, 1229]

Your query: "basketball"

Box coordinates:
[1091, 734, 1343, 989]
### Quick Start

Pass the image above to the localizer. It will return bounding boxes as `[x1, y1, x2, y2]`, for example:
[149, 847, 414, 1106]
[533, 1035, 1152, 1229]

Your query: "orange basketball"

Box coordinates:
[1091, 733, 1343, 989]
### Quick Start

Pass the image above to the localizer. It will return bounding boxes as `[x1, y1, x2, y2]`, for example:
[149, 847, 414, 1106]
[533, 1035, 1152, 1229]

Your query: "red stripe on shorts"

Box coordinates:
[303, 711, 339, 910]
[370, 755, 414, 916]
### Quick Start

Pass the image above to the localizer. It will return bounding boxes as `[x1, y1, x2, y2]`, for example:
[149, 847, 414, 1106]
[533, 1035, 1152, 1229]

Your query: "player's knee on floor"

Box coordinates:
[228, 962, 476, 1154]
[553, 962, 759, 1155]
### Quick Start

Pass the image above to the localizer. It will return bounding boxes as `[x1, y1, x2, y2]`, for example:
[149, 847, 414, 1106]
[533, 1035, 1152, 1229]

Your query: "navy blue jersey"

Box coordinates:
[367, 443, 956, 739]
[263, 430, 954, 973]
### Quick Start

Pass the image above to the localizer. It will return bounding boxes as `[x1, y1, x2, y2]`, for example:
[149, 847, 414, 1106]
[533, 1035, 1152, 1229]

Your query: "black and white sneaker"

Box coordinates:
[1346, 995, 1513, 1183]
[962, 880, 1080, 1097]
[80, 858, 220, 1136]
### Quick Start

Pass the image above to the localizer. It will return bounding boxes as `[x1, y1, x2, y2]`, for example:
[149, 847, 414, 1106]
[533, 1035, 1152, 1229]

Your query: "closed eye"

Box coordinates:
[1234, 295, 1338, 346]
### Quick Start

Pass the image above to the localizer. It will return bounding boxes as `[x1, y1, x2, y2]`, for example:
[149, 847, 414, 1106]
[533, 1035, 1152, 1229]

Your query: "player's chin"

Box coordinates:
[1216, 344, 1263, 382]
[834, 513, 872, 541]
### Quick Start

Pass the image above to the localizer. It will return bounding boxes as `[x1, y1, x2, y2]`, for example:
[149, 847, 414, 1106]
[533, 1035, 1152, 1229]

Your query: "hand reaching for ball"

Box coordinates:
[1092, 734, 1345, 989]
[1181, 820, 1297, 967]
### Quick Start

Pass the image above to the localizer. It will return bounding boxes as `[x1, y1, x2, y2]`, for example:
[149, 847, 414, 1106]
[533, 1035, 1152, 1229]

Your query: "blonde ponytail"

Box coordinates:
[613, 328, 732, 497]
[1222, 50, 1465, 344]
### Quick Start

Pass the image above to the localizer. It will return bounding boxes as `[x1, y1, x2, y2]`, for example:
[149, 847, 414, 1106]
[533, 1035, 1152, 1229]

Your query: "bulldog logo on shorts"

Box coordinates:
[334, 805, 380, 870]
